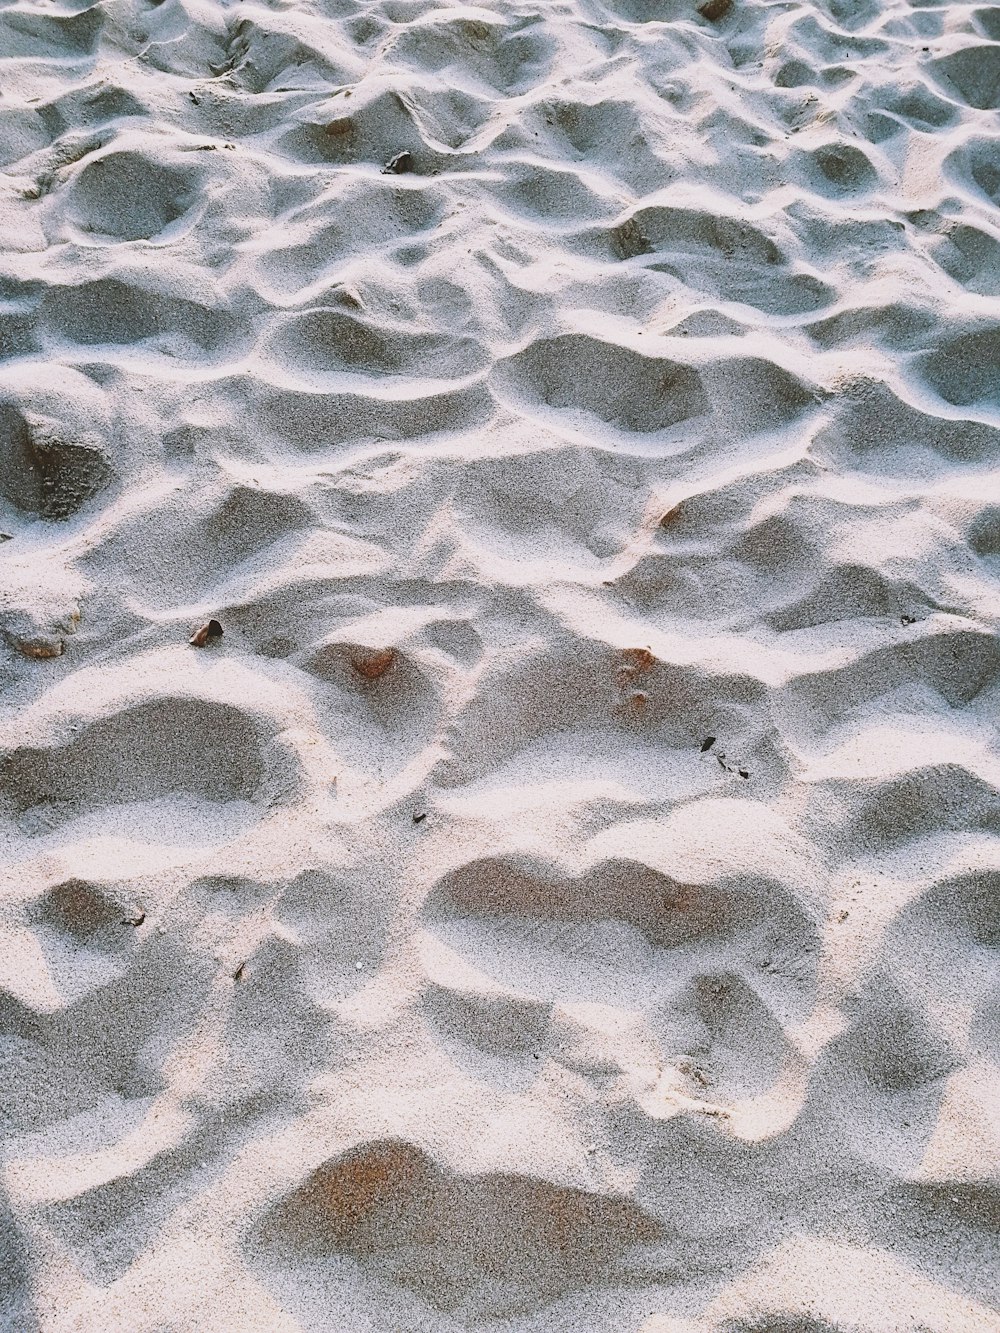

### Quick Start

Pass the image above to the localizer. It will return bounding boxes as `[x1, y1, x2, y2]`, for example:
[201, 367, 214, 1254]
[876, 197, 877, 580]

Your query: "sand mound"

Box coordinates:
[256, 1138, 663, 1314]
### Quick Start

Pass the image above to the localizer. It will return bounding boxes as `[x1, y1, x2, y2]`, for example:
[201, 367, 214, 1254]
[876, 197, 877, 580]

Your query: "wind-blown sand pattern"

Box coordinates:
[1, 0, 999, 1325]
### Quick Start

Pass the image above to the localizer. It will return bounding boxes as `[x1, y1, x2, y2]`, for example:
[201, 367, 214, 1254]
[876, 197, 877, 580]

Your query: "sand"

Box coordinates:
[0, 0, 999, 1326]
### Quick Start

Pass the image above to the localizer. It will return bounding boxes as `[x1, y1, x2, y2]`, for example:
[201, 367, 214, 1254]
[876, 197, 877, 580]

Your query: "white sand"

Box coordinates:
[1, 0, 999, 1326]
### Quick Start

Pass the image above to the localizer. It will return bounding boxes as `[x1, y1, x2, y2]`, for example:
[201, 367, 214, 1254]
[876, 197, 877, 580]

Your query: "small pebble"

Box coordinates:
[350, 647, 395, 679]
[190, 618, 223, 647]
[383, 151, 413, 174]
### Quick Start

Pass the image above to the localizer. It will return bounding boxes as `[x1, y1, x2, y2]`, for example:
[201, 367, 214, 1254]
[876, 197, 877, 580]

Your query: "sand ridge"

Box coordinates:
[0, 0, 999, 1325]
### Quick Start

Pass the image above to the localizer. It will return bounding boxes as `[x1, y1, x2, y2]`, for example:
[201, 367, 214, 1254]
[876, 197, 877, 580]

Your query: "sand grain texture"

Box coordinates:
[0, 0, 999, 1327]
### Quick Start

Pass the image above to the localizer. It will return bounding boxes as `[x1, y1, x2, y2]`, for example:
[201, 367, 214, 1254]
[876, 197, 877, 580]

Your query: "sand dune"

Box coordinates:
[1, 0, 999, 1325]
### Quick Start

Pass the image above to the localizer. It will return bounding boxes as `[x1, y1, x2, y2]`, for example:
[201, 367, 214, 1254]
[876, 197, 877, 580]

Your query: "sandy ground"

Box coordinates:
[0, 0, 999, 1326]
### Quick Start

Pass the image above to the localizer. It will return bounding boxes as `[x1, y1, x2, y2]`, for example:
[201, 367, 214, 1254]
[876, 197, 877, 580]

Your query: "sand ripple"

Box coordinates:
[0, 0, 998, 1326]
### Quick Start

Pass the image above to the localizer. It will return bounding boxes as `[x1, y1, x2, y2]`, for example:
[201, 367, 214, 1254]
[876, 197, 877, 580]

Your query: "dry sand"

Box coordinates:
[1, 0, 999, 1326]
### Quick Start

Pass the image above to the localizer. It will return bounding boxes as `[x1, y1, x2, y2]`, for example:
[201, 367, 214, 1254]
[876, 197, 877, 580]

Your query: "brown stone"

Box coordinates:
[350, 647, 396, 680]
[190, 618, 223, 647]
